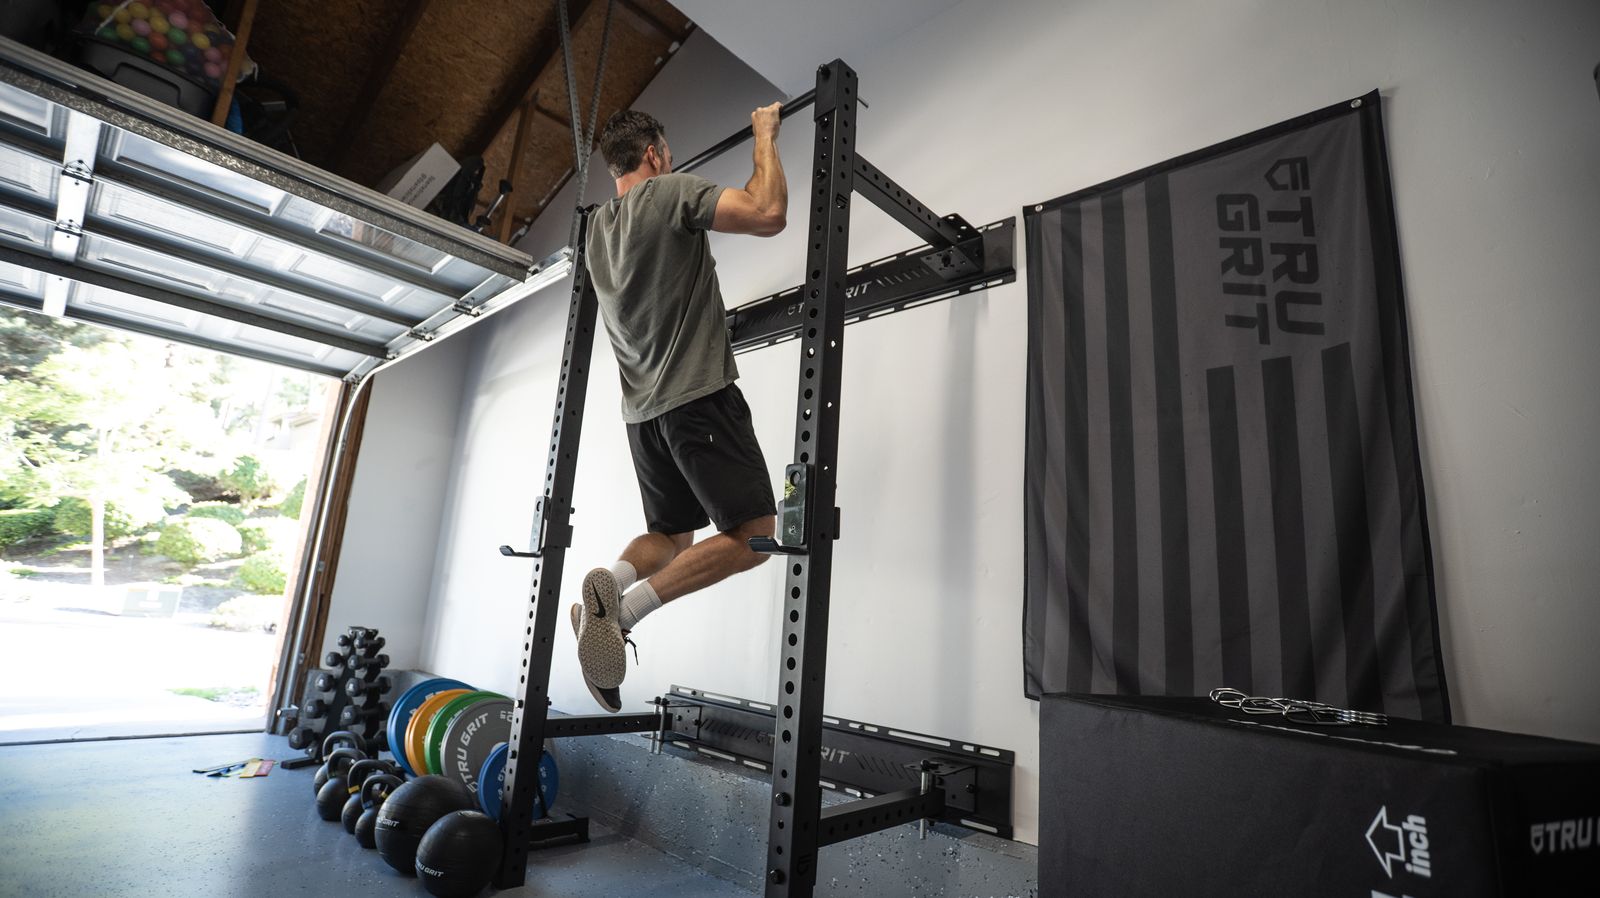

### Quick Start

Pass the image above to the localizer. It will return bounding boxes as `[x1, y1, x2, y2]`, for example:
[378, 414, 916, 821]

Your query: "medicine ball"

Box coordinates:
[415, 810, 503, 898]
[374, 775, 475, 875]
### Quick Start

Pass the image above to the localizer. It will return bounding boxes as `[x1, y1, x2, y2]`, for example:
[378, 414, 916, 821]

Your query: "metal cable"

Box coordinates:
[558, 0, 616, 247]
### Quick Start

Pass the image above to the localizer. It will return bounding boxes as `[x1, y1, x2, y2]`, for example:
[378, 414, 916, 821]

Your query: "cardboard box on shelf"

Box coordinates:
[376, 143, 459, 209]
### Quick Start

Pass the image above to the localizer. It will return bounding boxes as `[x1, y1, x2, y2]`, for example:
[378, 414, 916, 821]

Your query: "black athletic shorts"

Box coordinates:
[626, 383, 776, 534]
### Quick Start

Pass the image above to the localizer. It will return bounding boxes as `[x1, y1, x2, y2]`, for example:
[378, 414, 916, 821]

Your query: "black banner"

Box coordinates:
[1023, 92, 1448, 721]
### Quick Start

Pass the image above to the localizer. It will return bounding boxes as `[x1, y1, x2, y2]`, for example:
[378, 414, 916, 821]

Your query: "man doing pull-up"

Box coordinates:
[571, 102, 788, 712]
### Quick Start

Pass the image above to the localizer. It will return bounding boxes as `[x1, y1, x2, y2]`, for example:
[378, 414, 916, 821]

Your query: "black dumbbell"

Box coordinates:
[351, 657, 390, 682]
[314, 671, 338, 693]
[301, 698, 330, 719]
[336, 633, 353, 648]
[339, 704, 387, 727]
[344, 651, 388, 673]
[287, 726, 318, 751]
[345, 676, 392, 698]
[353, 635, 386, 653]
[324, 651, 350, 668]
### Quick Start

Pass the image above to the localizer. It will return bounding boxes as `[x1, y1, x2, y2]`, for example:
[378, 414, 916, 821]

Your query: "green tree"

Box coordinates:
[0, 309, 105, 382]
[0, 339, 228, 587]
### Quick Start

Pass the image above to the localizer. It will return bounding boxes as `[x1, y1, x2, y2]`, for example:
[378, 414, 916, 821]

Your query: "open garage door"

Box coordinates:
[0, 38, 571, 381]
[0, 37, 574, 734]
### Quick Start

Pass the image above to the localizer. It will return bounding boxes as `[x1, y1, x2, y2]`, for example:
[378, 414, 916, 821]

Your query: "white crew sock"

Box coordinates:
[609, 560, 637, 592]
[618, 580, 661, 632]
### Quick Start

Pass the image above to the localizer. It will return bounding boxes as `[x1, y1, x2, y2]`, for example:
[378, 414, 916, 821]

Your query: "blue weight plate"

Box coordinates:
[476, 741, 558, 821]
[385, 677, 472, 777]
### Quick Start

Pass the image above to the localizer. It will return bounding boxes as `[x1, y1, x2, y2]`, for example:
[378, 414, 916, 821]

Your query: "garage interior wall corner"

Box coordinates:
[323, 333, 475, 671]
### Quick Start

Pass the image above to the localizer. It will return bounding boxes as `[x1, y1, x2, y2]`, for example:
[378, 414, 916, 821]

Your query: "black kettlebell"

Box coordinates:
[342, 759, 396, 834]
[356, 773, 404, 849]
[313, 747, 365, 795]
[312, 730, 367, 792]
[323, 729, 367, 758]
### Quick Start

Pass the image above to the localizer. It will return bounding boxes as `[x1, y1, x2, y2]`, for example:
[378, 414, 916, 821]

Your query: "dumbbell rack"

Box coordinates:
[284, 626, 393, 759]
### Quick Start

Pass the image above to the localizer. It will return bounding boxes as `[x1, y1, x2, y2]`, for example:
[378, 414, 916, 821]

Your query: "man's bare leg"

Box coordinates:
[618, 531, 693, 581]
[642, 515, 774, 603]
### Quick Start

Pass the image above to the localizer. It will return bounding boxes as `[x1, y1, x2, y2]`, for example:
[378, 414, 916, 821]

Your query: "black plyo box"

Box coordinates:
[1039, 694, 1600, 897]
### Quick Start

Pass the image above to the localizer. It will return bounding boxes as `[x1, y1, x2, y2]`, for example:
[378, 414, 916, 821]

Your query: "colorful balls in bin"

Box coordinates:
[165, 48, 185, 66]
[191, 32, 210, 50]
[130, 36, 150, 54]
[127, 2, 148, 17]
[167, 28, 187, 45]
[115, 22, 134, 41]
[169, 11, 189, 30]
[130, 18, 150, 35]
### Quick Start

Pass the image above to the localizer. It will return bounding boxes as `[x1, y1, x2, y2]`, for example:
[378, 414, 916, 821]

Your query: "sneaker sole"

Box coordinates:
[571, 604, 622, 713]
[577, 569, 627, 689]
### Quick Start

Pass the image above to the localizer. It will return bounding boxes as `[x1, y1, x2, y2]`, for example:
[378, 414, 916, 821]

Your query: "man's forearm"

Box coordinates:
[745, 134, 787, 224]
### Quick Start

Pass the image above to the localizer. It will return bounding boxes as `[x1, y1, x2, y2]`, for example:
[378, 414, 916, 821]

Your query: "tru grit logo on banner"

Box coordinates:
[1367, 806, 1432, 879]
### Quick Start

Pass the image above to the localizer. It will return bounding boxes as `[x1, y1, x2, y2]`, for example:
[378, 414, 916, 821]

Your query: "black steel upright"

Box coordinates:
[488, 57, 1009, 895]
[493, 208, 600, 889]
[764, 58, 858, 897]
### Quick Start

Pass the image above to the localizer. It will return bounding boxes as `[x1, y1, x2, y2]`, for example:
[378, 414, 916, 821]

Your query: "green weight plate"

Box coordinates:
[438, 695, 514, 796]
[423, 690, 501, 776]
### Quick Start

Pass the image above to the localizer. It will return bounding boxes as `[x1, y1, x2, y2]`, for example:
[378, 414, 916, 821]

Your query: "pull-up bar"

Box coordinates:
[675, 88, 817, 174]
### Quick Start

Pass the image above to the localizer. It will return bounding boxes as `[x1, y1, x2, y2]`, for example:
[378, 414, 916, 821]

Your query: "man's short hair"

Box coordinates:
[600, 110, 667, 179]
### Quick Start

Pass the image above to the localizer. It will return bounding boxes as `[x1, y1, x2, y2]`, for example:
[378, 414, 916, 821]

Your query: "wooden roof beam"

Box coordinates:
[329, 0, 436, 175]
[464, 0, 596, 159]
[615, 0, 683, 41]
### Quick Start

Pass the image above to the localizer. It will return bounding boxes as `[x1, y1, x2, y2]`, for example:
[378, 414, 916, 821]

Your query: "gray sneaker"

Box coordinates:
[575, 567, 628, 689]
[571, 603, 622, 713]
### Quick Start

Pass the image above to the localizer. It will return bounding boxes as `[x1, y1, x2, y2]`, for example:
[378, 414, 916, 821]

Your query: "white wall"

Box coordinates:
[324, 334, 472, 669]
[368, 0, 1600, 849]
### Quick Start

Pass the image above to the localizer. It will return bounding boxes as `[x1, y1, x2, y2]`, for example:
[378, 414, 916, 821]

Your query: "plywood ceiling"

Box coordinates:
[231, 0, 693, 243]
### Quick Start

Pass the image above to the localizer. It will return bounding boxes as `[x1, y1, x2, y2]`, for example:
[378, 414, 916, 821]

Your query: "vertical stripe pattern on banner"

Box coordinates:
[1061, 205, 1093, 693]
[1146, 174, 1194, 696]
[1321, 342, 1382, 712]
[1101, 192, 1141, 694]
[1262, 355, 1315, 698]
[1206, 366, 1253, 691]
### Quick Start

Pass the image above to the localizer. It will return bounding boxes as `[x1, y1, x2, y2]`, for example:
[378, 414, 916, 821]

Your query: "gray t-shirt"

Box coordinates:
[585, 172, 737, 424]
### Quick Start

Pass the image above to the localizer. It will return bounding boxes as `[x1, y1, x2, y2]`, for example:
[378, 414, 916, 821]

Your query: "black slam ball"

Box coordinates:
[415, 810, 503, 898]
[374, 776, 474, 875]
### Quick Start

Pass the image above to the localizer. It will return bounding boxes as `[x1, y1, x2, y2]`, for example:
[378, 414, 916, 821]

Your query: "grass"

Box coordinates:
[169, 686, 261, 703]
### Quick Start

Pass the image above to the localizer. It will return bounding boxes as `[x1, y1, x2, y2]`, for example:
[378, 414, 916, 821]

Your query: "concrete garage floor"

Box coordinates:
[0, 732, 756, 898]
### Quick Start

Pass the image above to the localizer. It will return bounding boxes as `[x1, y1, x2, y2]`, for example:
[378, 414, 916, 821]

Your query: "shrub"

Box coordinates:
[238, 517, 301, 556]
[278, 478, 306, 520]
[167, 468, 233, 503]
[186, 502, 246, 527]
[53, 497, 135, 540]
[50, 490, 171, 540]
[209, 595, 284, 632]
[221, 455, 275, 502]
[233, 552, 287, 595]
[0, 508, 53, 549]
[154, 517, 241, 565]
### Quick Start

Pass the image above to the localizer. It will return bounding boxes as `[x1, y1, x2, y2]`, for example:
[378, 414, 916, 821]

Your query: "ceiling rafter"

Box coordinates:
[329, 0, 437, 175]
[464, 0, 598, 160]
